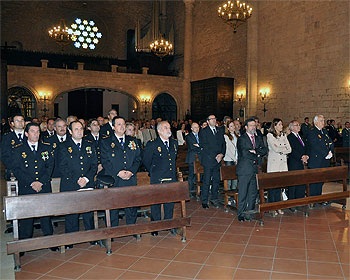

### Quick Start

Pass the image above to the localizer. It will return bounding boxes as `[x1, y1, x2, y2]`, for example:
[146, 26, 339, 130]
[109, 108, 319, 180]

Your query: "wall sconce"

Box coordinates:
[236, 90, 245, 102]
[39, 92, 50, 117]
[259, 88, 270, 116]
[140, 95, 151, 118]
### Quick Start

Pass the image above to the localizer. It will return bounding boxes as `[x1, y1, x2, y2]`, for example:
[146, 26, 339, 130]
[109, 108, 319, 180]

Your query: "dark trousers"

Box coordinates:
[151, 203, 174, 221]
[237, 174, 257, 217]
[310, 182, 324, 196]
[110, 207, 138, 227]
[65, 212, 94, 233]
[268, 188, 282, 203]
[201, 165, 220, 204]
[19, 217, 53, 239]
[288, 185, 305, 200]
[188, 162, 196, 193]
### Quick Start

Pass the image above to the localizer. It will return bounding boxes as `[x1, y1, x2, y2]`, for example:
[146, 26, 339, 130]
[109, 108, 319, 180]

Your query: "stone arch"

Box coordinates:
[212, 62, 236, 78]
[152, 92, 177, 121]
[7, 86, 37, 118]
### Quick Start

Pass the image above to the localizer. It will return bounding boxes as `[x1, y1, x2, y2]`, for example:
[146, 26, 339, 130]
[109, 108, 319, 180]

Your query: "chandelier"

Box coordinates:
[149, 37, 173, 59]
[218, 0, 253, 33]
[48, 19, 72, 48]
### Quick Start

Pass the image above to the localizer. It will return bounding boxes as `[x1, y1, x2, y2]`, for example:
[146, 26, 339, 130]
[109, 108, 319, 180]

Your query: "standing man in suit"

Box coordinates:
[142, 121, 157, 145]
[86, 118, 103, 174]
[143, 121, 178, 236]
[185, 122, 201, 197]
[236, 118, 267, 222]
[10, 123, 59, 252]
[58, 121, 97, 248]
[100, 116, 142, 235]
[342, 121, 350, 147]
[100, 109, 117, 137]
[287, 120, 309, 210]
[307, 115, 334, 197]
[199, 115, 226, 209]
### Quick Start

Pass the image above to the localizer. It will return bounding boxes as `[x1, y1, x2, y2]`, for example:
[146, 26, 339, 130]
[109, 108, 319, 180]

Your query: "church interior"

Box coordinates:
[0, 0, 349, 279]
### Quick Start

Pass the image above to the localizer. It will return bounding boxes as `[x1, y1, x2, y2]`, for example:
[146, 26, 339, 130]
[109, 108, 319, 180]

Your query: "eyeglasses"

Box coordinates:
[208, 118, 216, 120]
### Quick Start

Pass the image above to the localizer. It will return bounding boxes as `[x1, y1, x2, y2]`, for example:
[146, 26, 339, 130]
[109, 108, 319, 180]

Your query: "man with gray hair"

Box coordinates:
[306, 115, 334, 199]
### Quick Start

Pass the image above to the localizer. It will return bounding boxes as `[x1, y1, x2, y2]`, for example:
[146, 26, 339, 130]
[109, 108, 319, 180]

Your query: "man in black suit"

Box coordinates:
[100, 109, 117, 137]
[143, 121, 178, 236]
[307, 115, 334, 197]
[287, 120, 308, 209]
[100, 116, 142, 232]
[199, 115, 226, 208]
[58, 121, 97, 247]
[10, 123, 58, 252]
[342, 121, 350, 147]
[236, 118, 267, 222]
[185, 122, 201, 197]
[85, 118, 103, 174]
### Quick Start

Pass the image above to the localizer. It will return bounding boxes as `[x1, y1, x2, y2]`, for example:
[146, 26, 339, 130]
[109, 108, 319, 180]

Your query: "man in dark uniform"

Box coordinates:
[236, 118, 267, 222]
[307, 115, 334, 197]
[199, 115, 226, 208]
[58, 121, 97, 248]
[1, 114, 26, 180]
[100, 109, 117, 137]
[85, 118, 103, 174]
[10, 123, 58, 252]
[342, 121, 350, 147]
[100, 116, 141, 231]
[143, 121, 178, 236]
[185, 122, 201, 197]
[41, 118, 56, 140]
[300, 117, 311, 138]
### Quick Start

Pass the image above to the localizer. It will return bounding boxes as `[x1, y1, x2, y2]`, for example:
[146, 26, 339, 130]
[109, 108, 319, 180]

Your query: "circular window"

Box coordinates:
[68, 18, 102, 50]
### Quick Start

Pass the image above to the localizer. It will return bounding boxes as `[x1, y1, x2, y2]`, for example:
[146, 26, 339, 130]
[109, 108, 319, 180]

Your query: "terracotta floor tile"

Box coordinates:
[174, 249, 210, 264]
[272, 259, 307, 274]
[238, 256, 273, 271]
[201, 224, 229, 233]
[275, 247, 306, 260]
[77, 266, 125, 279]
[156, 238, 187, 249]
[190, 216, 209, 224]
[278, 230, 305, 239]
[157, 275, 192, 280]
[277, 238, 305, 249]
[118, 270, 157, 280]
[195, 265, 235, 280]
[226, 226, 253, 235]
[279, 223, 305, 232]
[129, 257, 169, 274]
[244, 244, 275, 258]
[192, 231, 223, 242]
[15, 271, 42, 280]
[338, 250, 350, 264]
[308, 276, 343, 280]
[342, 263, 349, 278]
[145, 247, 181, 260]
[70, 250, 107, 265]
[97, 254, 140, 269]
[72, 242, 92, 249]
[185, 240, 218, 252]
[308, 261, 344, 277]
[306, 239, 336, 251]
[214, 242, 245, 255]
[161, 261, 201, 278]
[270, 272, 307, 279]
[249, 236, 277, 247]
[305, 231, 333, 241]
[46, 261, 93, 279]
[208, 217, 234, 225]
[21, 257, 64, 275]
[116, 243, 153, 257]
[205, 252, 241, 267]
[305, 224, 331, 233]
[38, 275, 70, 279]
[43, 248, 82, 261]
[251, 228, 279, 237]
[307, 249, 339, 263]
[220, 233, 250, 244]
[233, 269, 270, 279]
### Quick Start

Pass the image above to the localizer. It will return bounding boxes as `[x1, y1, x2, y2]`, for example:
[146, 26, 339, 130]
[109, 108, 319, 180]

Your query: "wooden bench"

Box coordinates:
[4, 181, 191, 271]
[333, 147, 350, 165]
[193, 155, 204, 200]
[256, 165, 349, 226]
[220, 165, 238, 212]
[176, 146, 189, 181]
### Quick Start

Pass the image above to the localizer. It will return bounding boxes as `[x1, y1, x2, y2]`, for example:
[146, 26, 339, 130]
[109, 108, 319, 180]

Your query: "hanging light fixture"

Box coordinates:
[149, 37, 173, 59]
[48, 19, 72, 48]
[218, 0, 253, 33]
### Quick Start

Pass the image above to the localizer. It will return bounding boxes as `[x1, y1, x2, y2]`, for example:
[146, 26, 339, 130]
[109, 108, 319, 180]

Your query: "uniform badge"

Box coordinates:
[53, 143, 56, 148]
[86, 146, 92, 154]
[112, 153, 115, 157]
[107, 130, 110, 135]
[128, 141, 137, 150]
[11, 140, 15, 145]
[158, 147, 162, 152]
[318, 134, 321, 139]
[68, 147, 72, 153]
[174, 144, 177, 152]
[22, 152, 27, 158]
[41, 151, 49, 161]
[111, 142, 115, 148]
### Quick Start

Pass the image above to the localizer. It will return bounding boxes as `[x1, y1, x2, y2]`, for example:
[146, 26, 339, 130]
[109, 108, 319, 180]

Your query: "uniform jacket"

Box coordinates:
[306, 127, 334, 169]
[40, 130, 55, 140]
[46, 134, 69, 178]
[236, 132, 267, 176]
[84, 132, 102, 164]
[1, 131, 26, 168]
[58, 137, 97, 192]
[100, 122, 114, 137]
[199, 126, 226, 167]
[143, 137, 178, 184]
[185, 132, 201, 164]
[342, 128, 350, 147]
[266, 133, 291, 173]
[287, 132, 307, 171]
[100, 134, 141, 187]
[11, 141, 54, 195]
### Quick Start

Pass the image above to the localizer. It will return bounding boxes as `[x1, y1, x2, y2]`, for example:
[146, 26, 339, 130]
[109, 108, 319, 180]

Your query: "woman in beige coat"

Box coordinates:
[267, 118, 292, 216]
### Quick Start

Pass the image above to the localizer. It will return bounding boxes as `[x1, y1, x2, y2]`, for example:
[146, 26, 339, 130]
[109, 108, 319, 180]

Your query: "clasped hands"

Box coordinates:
[118, 170, 133, 180]
[215, 153, 223, 163]
[31, 181, 43, 192]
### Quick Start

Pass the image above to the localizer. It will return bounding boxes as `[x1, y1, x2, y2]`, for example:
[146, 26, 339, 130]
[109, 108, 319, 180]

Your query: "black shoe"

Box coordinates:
[90, 241, 98, 245]
[210, 200, 220, 208]
[238, 216, 245, 222]
[320, 202, 328, 206]
[202, 203, 209, 209]
[245, 216, 252, 222]
[170, 229, 177, 236]
[289, 207, 297, 213]
[65, 245, 74, 250]
[133, 234, 141, 241]
[20, 252, 25, 257]
[151, 231, 158, 236]
[50, 247, 59, 252]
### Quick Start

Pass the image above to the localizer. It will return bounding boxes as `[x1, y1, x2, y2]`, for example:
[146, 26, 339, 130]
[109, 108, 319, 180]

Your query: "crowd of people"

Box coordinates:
[1, 109, 349, 252]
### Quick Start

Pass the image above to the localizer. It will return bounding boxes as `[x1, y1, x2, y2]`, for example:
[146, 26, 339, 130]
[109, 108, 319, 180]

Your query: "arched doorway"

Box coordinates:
[152, 93, 177, 121]
[7, 86, 37, 118]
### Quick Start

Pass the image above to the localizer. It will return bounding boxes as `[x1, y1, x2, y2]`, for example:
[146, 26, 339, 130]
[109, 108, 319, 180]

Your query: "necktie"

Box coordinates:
[77, 142, 81, 151]
[213, 128, 217, 135]
[296, 134, 304, 147]
[95, 136, 98, 141]
[149, 129, 153, 140]
[60, 137, 64, 142]
[165, 141, 169, 149]
[250, 135, 255, 148]
[18, 133, 22, 141]
[119, 138, 124, 148]
[195, 134, 199, 144]
[31, 145, 36, 153]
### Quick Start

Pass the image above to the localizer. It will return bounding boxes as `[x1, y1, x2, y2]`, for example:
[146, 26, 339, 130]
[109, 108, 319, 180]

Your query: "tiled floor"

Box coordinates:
[10, 199, 350, 280]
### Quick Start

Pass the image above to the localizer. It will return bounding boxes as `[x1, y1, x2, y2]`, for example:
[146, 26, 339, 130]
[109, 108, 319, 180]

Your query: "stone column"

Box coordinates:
[41, 59, 48, 68]
[246, 2, 258, 119]
[142, 67, 149, 74]
[183, 0, 195, 119]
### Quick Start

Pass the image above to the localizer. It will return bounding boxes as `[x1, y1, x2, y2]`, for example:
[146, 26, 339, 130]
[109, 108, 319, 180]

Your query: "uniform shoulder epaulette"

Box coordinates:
[150, 139, 155, 142]
[41, 141, 51, 145]
[86, 139, 93, 143]
[102, 135, 110, 139]
[3, 131, 11, 136]
[13, 143, 23, 148]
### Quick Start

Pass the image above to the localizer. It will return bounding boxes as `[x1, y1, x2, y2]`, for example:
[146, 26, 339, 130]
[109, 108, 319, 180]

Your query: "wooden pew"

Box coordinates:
[193, 155, 204, 200]
[4, 181, 191, 271]
[220, 165, 238, 212]
[333, 147, 350, 165]
[256, 165, 349, 226]
[176, 146, 189, 181]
